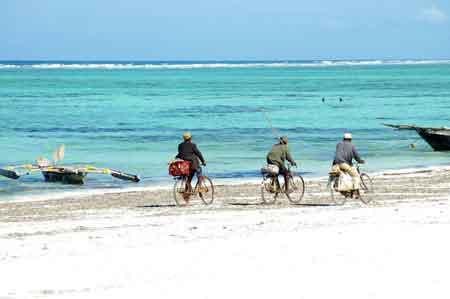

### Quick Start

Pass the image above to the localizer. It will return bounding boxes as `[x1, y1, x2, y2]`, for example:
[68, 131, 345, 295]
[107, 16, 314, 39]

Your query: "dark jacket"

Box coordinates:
[176, 141, 205, 170]
[266, 143, 295, 166]
[333, 141, 363, 166]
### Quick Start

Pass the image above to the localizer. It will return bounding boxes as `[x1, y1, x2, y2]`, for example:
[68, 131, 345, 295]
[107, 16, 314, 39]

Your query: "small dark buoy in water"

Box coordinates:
[339, 97, 343, 102]
[410, 143, 416, 149]
[322, 97, 325, 103]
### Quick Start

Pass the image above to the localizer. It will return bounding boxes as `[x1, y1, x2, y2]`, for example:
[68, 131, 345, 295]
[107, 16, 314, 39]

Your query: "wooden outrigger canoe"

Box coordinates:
[0, 145, 140, 185]
[42, 169, 86, 184]
[0, 165, 140, 185]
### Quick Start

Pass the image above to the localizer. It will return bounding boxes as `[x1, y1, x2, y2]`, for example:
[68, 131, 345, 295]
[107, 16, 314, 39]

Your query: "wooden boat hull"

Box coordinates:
[416, 128, 450, 151]
[1, 161, 140, 185]
[42, 171, 86, 184]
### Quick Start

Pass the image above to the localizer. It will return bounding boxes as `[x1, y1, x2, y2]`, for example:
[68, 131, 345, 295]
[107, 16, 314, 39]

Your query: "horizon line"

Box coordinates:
[1, 57, 450, 63]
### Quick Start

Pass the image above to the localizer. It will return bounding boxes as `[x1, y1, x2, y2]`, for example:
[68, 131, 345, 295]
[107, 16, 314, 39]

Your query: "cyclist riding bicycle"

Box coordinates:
[331, 133, 365, 198]
[176, 132, 206, 196]
[266, 136, 297, 193]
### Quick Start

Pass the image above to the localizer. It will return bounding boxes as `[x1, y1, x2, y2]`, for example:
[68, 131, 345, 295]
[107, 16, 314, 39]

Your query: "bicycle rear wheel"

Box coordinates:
[359, 173, 374, 204]
[198, 176, 214, 205]
[286, 174, 305, 204]
[173, 177, 189, 206]
[261, 176, 279, 204]
[328, 176, 346, 205]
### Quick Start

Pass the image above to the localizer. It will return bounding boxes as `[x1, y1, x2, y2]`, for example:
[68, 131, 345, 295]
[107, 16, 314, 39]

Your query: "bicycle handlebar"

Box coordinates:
[287, 164, 298, 175]
[355, 162, 367, 174]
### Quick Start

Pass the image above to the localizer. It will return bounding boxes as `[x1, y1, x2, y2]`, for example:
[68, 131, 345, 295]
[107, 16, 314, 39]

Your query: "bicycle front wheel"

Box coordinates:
[173, 177, 189, 206]
[359, 173, 374, 204]
[286, 175, 305, 204]
[261, 176, 279, 204]
[198, 176, 214, 205]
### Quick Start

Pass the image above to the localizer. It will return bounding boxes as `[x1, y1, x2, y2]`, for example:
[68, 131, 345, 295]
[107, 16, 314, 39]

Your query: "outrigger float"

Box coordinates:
[0, 145, 140, 185]
[383, 123, 450, 151]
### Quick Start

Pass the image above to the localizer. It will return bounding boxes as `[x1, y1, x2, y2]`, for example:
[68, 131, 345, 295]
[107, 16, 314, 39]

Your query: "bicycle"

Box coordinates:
[327, 163, 373, 205]
[173, 167, 214, 206]
[261, 165, 305, 204]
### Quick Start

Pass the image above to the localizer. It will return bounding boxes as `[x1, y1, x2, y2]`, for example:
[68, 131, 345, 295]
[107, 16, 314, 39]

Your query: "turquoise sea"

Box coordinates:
[1, 60, 449, 200]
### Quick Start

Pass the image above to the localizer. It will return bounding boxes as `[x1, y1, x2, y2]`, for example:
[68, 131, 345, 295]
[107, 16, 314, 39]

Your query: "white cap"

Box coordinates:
[343, 133, 352, 139]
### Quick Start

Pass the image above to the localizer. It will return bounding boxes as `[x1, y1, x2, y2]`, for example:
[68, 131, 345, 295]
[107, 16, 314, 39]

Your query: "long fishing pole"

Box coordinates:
[257, 108, 280, 140]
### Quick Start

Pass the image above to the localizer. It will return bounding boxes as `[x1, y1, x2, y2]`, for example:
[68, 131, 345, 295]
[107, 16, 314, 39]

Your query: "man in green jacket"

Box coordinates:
[266, 136, 297, 192]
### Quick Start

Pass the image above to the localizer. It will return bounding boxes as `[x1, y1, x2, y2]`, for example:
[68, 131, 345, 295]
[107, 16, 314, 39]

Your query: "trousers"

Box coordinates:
[332, 163, 360, 190]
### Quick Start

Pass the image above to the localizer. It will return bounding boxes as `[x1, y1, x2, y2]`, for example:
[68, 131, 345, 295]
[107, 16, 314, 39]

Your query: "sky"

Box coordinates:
[0, 0, 449, 60]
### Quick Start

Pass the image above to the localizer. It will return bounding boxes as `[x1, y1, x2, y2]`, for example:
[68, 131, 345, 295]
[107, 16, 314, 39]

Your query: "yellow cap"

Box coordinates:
[183, 132, 192, 140]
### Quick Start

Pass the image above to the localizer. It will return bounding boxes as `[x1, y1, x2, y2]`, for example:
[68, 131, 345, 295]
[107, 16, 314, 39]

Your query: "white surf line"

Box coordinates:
[375, 164, 450, 176]
[3, 59, 450, 70]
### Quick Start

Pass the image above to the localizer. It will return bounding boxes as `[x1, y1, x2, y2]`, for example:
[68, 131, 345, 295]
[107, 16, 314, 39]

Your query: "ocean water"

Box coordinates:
[1, 60, 450, 200]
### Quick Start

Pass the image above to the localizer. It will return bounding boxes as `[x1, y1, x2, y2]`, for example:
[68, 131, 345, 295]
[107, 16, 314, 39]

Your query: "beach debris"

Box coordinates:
[0, 145, 140, 185]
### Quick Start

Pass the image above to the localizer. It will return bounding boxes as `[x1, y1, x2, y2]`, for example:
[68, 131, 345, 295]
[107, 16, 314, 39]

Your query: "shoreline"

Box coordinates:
[1, 163, 450, 204]
[0, 163, 449, 223]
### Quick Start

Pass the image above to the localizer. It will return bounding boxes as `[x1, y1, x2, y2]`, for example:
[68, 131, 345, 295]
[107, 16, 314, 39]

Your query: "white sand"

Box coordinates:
[1, 167, 450, 298]
[0, 197, 448, 299]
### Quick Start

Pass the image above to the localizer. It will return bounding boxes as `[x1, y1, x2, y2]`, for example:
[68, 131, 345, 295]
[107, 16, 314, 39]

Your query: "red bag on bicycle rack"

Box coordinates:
[168, 160, 191, 176]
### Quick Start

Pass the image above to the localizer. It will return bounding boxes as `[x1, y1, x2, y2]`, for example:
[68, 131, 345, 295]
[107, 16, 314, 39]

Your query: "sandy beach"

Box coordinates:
[2, 1, 450, 298]
[0, 167, 448, 298]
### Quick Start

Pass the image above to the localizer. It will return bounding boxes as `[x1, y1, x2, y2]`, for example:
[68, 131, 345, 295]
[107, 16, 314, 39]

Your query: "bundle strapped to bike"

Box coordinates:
[261, 164, 279, 175]
[168, 159, 191, 176]
[337, 173, 353, 191]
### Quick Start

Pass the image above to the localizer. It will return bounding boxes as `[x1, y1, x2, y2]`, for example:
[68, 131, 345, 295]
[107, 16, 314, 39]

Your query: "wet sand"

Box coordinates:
[0, 167, 449, 223]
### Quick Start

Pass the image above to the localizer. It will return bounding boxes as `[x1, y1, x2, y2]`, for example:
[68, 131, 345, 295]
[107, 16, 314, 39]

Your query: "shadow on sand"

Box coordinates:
[290, 203, 338, 207]
[227, 202, 266, 206]
[137, 204, 177, 208]
[136, 202, 339, 209]
[228, 202, 338, 207]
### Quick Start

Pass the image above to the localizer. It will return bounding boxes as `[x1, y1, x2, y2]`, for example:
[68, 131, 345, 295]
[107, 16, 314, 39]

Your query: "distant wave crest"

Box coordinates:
[0, 64, 20, 69]
[1, 60, 450, 70]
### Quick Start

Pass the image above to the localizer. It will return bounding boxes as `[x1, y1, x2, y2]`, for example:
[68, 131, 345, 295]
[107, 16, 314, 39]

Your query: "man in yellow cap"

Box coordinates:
[176, 132, 206, 195]
[332, 133, 365, 197]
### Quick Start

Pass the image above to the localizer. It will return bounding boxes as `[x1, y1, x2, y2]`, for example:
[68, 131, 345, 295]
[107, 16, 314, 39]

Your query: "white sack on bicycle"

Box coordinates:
[337, 173, 353, 192]
[261, 164, 279, 175]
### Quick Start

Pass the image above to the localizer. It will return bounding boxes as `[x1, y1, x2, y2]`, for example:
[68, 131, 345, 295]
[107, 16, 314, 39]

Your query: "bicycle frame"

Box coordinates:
[172, 167, 215, 206]
[261, 165, 297, 193]
[328, 162, 372, 203]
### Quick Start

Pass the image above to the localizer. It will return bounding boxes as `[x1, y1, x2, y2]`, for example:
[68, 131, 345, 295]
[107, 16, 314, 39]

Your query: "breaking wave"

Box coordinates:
[0, 64, 20, 69]
[1, 60, 450, 70]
